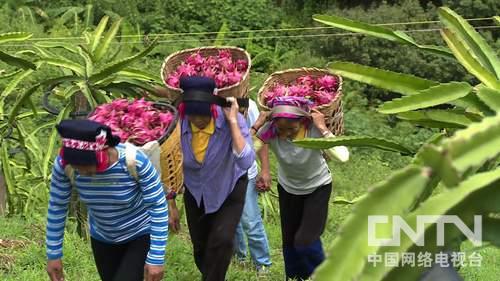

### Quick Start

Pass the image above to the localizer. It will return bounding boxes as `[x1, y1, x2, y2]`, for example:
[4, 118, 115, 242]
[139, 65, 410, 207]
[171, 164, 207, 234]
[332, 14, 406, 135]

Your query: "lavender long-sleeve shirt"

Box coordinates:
[181, 107, 255, 214]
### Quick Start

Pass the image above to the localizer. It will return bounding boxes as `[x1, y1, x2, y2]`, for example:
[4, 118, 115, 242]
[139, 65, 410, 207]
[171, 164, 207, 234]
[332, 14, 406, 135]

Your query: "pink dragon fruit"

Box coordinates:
[165, 50, 249, 90]
[89, 99, 175, 146]
[201, 67, 216, 79]
[235, 59, 248, 71]
[226, 70, 243, 86]
[214, 72, 228, 88]
[186, 52, 205, 67]
[166, 73, 181, 88]
[263, 74, 339, 107]
[218, 49, 232, 59]
[316, 75, 337, 91]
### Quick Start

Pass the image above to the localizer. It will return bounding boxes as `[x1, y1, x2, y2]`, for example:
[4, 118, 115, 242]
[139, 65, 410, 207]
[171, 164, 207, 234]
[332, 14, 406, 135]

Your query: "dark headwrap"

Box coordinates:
[56, 119, 120, 171]
[179, 76, 217, 117]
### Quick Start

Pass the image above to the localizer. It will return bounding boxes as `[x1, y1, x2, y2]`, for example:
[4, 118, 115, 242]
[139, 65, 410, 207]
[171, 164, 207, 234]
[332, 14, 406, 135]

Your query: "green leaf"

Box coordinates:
[42, 105, 72, 179]
[438, 7, 500, 78]
[89, 39, 157, 83]
[117, 68, 160, 82]
[34, 41, 78, 53]
[84, 4, 94, 29]
[0, 145, 15, 197]
[360, 168, 500, 281]
[77, 46, 94, 77]
[476, 87, 500, 112]
[78, 82, 97, 109]
[22, 121, 54, 158]
[13, 111, 49, 121]
[0, 69, 22, 79]
[61, 84, 81, 99]
[0, 32, 32, 44]
[27, 97, 38, 116]
[293, 136, 414, 155]
[94, 17, 122, 62]
[57, 6, 85, 25]
[327, 62, 490, 112]
[0, 69, 34, 116]
[458, 92, 496, 116]
[112, 77, 157, 92]
[313, 14, 414, 44]
[100, 83, 140, 98]
[314, 166, 431, 281]
[441, 29, 500, 90]
[329, 62, 439, 96]
[443, 114, 500, 175]
[378, 82, 472, 114]
[313, 14, 453, 58]
[397, 109, 474, 128]
[412, 132, 446, 166]
[494, 16, 500, 26]
[39, 57, 85, 76]
[414, 44, 456, 58]
[90, 16, 109, 54]
[8, 76, 80, 123]
[419, 144, 461, 187]
[32, 46, 58, 59]
[0, 51, 37, 70]
[214, 22, 229, 46]
[332, 195, 365, 205]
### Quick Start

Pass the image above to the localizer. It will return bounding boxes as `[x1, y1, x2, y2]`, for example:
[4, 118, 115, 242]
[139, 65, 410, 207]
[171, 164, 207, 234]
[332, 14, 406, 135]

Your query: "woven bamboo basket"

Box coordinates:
[154, 103, 184, 194]
[257, 67, 344, 136]
[160, 46, 252, 102]
[88, 102, 184, 194]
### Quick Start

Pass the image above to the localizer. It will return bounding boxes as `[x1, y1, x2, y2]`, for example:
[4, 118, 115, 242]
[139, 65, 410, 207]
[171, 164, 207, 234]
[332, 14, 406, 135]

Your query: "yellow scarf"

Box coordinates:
[190, 119, 215, 163]
[294, 125, 307, 140]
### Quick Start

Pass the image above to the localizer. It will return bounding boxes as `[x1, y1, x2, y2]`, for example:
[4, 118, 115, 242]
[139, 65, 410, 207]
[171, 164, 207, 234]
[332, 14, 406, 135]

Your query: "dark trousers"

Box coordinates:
[184, 175, 248, 281]
[278, 182, 332, 280]
[90, 235, 150, 281]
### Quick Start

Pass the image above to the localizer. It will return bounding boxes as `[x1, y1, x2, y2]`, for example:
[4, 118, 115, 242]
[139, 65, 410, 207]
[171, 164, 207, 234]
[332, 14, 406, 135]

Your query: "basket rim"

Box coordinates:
[153, 102, 179, 144]
[257, 67, 343, 111]
[160, 46, 252, 93]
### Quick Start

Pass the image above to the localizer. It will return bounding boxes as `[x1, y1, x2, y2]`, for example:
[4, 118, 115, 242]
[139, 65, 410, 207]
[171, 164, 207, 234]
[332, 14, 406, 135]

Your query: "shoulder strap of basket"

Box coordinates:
[124, 143, 139, 182]
[182, 91, 249, 108]
[64, 165, 76, 187]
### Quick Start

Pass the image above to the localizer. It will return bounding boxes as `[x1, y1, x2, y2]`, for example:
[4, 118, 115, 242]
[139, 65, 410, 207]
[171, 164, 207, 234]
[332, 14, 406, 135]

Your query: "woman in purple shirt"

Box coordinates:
[168, 76, 255, 281]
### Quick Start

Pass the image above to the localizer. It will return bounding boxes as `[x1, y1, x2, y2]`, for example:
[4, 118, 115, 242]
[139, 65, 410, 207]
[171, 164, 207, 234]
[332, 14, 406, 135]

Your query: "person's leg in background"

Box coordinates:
[203, 176, 248, 281]
[234, 221, 247, 262]
[239, 177, 272, 271]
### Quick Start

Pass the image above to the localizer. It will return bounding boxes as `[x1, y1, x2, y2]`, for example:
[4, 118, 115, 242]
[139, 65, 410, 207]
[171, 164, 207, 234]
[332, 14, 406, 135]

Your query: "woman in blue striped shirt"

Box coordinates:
[45, 120, 168, 281]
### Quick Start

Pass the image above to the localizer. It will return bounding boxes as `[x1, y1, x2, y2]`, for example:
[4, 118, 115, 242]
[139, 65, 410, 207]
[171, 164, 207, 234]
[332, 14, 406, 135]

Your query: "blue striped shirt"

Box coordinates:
[46, 144, 169, 265]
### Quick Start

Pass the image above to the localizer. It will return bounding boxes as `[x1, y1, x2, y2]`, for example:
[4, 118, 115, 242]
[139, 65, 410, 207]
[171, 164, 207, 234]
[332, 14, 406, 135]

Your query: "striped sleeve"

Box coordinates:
[46, 157, 72, 260]
[136, 151, 169, 265]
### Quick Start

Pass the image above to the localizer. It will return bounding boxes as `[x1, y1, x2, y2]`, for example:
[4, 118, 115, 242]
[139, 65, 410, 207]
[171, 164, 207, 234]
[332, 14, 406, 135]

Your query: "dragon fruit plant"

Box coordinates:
[89, 99, 174, 146]
[165, 50, 249, 89]
[264, 74, 340, 107]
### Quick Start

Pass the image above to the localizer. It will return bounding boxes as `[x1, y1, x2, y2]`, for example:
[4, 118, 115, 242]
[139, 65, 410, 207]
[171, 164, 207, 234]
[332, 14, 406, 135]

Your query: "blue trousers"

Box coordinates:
[234, 177, 272, 267]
